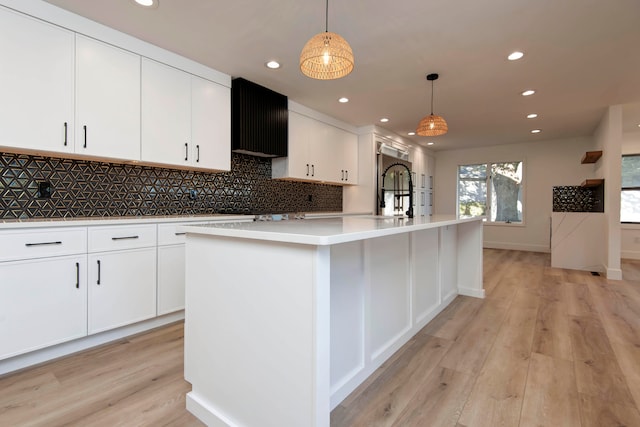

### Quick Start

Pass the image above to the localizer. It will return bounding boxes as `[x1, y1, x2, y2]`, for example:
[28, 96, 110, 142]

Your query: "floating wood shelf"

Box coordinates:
[581, 151, 603, 164]
[581, 179, 604, 187]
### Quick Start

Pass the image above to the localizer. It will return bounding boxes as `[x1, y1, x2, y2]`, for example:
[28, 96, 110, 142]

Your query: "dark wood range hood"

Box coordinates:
[231, 78, 288, 158]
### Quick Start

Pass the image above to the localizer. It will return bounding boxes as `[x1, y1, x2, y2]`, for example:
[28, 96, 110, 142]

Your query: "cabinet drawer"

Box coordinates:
[0, 228, 87, 262]
[88, 224, 156, 252]
[158, 222, 208, 246]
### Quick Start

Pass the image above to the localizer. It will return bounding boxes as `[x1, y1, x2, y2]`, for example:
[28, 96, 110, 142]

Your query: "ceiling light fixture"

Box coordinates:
[527, 113, 538, 119]
[407, 132, 416, 136]
[380, 118, 389, 123]
[427, 142, 434, 146]
[132, 0, 158, 8]
[338, 97, 349, 103]
[299, 0, 354, 80]
[265, 60, 280, 69]
[531, 129, 541, 134]
[416, 73, 448, 137]
[521, 89, 536, 96]
[508, 51, 524, 61]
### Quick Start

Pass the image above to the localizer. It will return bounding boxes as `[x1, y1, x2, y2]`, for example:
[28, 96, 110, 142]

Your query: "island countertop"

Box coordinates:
[180, 214, 483, 246]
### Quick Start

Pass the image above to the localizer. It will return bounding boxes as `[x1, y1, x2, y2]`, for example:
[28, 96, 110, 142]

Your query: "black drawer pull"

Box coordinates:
[174, 232, 186, 236]
[111, 236, 139, 241]
[25, 241, 62, 247]
[196, 145, 200, 163]
[185, 143, 189, 161]
[75, 262, 80, 289]
[97, 260, 101, 285]
[63, 122, 68, 146]
[83, 125, 87, 148]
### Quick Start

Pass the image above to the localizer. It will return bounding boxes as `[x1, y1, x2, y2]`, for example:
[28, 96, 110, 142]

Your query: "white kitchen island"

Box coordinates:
[181, 215, 484, 427]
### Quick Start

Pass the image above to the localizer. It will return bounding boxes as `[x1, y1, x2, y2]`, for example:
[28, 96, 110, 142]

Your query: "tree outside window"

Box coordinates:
[621, 154, 640, 223]
[458, 161, 523, 223]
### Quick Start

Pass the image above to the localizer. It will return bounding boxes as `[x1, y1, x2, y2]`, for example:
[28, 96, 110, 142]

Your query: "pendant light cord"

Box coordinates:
[430, 79, 435, 115]
[325, 0, 329, 32]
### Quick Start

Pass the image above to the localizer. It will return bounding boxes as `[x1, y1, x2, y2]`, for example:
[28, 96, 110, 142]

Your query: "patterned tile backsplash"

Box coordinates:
[0, 152, 343, 219]
[552, 185, 604, 212]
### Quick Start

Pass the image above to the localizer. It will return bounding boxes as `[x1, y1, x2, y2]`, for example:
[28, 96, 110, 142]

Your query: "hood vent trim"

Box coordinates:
[231, 78, 288, 158]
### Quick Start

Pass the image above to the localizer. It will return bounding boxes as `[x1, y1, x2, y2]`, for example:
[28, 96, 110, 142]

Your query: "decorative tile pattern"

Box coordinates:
[552, 186, 596, 212]
[0, 152, 342, 219]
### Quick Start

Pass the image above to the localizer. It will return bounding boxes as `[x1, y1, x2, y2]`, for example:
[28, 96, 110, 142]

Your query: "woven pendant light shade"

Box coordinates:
[416, 114, 448, 136]
[416, 73, 448, 136]
[300, 31, 354, 80]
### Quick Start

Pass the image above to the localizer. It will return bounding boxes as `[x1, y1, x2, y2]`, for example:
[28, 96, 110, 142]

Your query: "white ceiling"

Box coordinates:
[44, 0, 640, 151]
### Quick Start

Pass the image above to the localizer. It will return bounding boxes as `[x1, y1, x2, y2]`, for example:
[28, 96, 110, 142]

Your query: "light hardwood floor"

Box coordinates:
[1, 249, 640, 426]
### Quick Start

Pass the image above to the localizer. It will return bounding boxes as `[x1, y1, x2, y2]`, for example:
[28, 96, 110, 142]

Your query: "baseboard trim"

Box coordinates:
[483, 241, 550, 253]
[606, 267, 623, 281]
[186, 392, 236, 427]
[622, 250, 640, 260]
[459, 286, 486, 298]
[0, 311, 184, 376]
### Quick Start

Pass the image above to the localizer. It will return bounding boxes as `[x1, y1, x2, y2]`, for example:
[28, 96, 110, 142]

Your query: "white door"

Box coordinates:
[76, 35, 141, 160]
[88, 248, 157, 334]
[0, 255, 87, 360]
[191, 76, 230, 171]
[157, 244, 186, 315]
[0, 7, 74, 153]
[141, 58, 191, 167]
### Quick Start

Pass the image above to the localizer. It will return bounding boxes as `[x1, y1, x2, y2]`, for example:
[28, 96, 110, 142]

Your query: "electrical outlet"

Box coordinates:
[38, 181, 51, 198]
[189, 189, 198, 200]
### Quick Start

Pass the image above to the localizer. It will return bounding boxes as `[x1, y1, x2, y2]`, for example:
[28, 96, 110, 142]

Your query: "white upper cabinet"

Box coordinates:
[191, 75, 231, 171]
[76, 35, 141, 160]
[142, 58, 230, 171]
[0, 7, 74, 153]
[273, 111, 358, 185]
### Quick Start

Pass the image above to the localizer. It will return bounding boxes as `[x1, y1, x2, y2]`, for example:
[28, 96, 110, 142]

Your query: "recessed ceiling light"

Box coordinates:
[407, 132, 416, 136]
[521, 89, 536, 96]
[380, 118, 389, 123]
[427, 142, 434, 146]
[527, 113, 538, 119]
[338, 97, 349, 103]
[508, 51, 524, 61]
[265, 60, 280, 69]
[637, 123, 640, 127]
[132, 0, 158, 8]
[531, 129, 541, 134]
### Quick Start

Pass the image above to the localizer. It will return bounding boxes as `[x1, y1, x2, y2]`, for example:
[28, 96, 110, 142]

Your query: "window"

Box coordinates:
[458, 161, 523, 223]
[621, 154, 640, 223]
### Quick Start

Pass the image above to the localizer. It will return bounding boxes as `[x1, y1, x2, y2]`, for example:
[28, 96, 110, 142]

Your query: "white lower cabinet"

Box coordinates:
[0, 227, 88, 361]
[157, 245, 186, 315]
[87, 225, 157, 334]
[0, 255, 87, 360]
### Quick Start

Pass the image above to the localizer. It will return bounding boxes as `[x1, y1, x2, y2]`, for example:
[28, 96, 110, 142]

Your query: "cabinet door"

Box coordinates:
[141, 58, 191, 167]
[191, 76, 231, 171]
[0, 255, 87, 360]
[342, 130, 358, 184]
[0, 7, 74, 153]
[157, 244, 185, 315]
[286, 111, 313, 180]
[88, 248, 157, 334]
[76, 35, 141, 160]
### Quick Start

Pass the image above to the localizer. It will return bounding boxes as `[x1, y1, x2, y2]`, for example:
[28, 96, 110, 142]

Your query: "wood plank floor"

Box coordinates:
[1, 249, 639, 426]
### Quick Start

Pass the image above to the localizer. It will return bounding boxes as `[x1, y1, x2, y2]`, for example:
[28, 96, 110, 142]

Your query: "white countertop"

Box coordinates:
[0, 214, 250, 229]
[180, 215, 483, 245]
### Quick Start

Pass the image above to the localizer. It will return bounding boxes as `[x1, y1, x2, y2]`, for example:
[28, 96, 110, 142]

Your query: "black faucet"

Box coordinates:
[380, 162, 414, 218]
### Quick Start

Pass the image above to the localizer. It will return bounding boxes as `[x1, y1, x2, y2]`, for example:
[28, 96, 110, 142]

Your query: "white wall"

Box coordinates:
[621, 130, 640, 260]
[593, 106, 623, 279]
[433, 136, 594, 252]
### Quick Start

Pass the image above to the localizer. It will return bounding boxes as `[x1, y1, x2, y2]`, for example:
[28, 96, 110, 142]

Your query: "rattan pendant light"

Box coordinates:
[299, 0, 354, 80]
[416, 73, 448, 136]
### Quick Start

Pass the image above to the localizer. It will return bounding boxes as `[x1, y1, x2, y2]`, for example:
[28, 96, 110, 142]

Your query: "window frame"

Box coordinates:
[457, 160, 525, 226]
[621, 153, 640, 224]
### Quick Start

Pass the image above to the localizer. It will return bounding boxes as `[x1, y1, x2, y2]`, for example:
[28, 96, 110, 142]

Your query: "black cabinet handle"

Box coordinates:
[306, 164, 309, 176]
[111, 235, 139, 241]
[63, 122, 68, 146]
[345, 170, 349, 181]
[97, 260, 101, 285]
[185, 143, 189, 161]
[174, 232, 186, 236]
[311, 164, 315, 177]
[83, 125, 87, 148]
[196, 145, 200, 163]
[75, 262, 80, 289]
[25, 241, 62, 247]
[341, 170, 344, 181]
